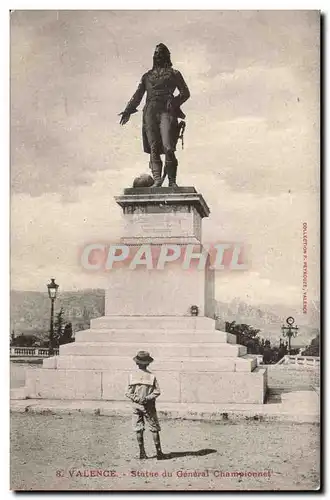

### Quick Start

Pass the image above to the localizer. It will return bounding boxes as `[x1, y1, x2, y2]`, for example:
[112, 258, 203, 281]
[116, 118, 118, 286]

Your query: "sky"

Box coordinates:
[10, 10, 320, 320]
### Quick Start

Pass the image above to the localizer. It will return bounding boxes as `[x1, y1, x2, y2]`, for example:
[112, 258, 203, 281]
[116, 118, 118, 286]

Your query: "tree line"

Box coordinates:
[225, 321, 319, 364]
[10, 307, 90, 348]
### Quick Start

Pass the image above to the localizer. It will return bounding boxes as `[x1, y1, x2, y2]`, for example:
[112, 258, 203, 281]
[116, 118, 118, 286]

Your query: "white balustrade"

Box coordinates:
[10, 346, 59, 357]
[276, 354, 320, 366]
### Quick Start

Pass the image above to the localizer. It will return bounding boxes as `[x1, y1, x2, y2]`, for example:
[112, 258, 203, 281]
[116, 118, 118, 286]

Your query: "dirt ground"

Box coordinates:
[10, 413, 320, 491]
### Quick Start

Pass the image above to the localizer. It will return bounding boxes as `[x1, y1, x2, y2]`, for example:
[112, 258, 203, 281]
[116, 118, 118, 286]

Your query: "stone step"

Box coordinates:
[90, 316, 216, 331]
[59, 342, 247, 358]
[25, 366, 267, 403]
[74, 329, 237, 344]
[53, 355, 256, 372]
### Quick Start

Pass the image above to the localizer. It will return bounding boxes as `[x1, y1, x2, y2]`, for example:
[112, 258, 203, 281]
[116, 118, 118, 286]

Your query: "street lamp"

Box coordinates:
[47, 278, 59, 356]
[281, 316, 299, 355]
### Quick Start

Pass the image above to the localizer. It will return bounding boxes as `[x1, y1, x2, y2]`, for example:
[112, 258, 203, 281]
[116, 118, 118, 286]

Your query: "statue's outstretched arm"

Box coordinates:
[173, 70, 190, 107]
[124, 76, 146, 115]
[119, 76, 146, 125]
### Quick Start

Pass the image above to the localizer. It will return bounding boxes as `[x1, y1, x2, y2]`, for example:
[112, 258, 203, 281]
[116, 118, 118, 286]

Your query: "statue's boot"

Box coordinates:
[150, 160, 163, 187]
[166, 160, 178, 188]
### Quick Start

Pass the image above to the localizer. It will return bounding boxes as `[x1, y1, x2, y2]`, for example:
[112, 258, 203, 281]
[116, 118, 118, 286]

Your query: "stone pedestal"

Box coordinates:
[24, 187, 267, 404]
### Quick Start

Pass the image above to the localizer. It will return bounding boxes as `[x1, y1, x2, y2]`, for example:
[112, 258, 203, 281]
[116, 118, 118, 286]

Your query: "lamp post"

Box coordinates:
[47, 278, 59, 356]
[281, 316, 299, 355]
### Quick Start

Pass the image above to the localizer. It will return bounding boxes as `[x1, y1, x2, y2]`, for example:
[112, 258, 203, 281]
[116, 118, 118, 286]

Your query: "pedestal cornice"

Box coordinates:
[115, 187, 210, 219]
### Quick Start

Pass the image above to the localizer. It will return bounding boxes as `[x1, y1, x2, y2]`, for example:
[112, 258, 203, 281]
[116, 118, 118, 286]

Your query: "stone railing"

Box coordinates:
[10, 346, 59, 357]
[276, 355, 320, 367]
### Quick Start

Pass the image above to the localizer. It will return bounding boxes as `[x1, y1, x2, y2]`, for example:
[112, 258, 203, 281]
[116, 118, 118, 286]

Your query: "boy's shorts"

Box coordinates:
[132, 403, 161, 432]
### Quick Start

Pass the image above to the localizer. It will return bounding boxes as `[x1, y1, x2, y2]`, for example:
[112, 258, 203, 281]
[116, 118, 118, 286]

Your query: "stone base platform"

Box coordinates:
[23, 316, 267, 404]
[24, 366, 266, 404]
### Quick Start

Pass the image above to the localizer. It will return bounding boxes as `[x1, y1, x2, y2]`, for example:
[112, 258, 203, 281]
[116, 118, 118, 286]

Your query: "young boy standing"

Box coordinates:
[125, 350, 164, 460]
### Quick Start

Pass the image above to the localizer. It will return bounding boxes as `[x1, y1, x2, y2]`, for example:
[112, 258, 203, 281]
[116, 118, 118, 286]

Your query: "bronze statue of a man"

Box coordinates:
[119, 43, 190, 187]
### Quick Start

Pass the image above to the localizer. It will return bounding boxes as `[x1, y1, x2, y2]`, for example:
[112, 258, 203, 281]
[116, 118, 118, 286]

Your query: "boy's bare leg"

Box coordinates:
[136, 430, 147, 459]
[152, 431, 165, 459]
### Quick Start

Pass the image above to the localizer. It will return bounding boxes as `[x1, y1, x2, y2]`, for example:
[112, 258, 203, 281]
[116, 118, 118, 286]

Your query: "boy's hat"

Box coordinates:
[133, 351, 154, 365]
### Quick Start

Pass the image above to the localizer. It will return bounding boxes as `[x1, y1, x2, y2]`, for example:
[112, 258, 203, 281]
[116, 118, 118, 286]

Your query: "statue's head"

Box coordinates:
[153, 43, 172, 68]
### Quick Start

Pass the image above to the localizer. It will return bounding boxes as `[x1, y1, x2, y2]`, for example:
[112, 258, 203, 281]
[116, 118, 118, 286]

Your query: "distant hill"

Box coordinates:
[10, 289, 105, 338]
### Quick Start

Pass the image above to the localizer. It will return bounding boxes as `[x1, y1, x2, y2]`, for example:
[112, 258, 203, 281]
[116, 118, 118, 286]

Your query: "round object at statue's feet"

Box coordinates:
[168, 182, 178, 189]
[132, 174, 154, 188]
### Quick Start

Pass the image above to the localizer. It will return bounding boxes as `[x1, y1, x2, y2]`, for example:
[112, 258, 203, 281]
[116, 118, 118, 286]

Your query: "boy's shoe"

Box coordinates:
[156, 451, 166, 460]
[139, 451, 148, 460]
